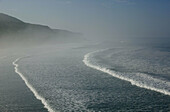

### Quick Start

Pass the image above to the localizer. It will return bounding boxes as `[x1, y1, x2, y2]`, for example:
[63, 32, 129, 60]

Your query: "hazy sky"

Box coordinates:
[0, 0, 170, 40]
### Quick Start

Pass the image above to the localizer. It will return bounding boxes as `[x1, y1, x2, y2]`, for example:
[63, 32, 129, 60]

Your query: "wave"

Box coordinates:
[13, 57, 56, 112]
[83, 49, 170, 96]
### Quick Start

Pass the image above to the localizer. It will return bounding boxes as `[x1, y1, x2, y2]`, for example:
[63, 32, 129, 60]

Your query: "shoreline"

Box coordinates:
[13, 57, 55, 112]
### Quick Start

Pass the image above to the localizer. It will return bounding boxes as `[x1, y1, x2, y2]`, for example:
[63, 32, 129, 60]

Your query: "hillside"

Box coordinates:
[0, 13, 82, 46]
[0, 13, 27, 34]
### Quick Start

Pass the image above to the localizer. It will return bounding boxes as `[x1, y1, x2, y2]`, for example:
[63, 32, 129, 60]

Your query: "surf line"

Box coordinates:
[83, 50, 170, 96]
[13, 57, 56, 112]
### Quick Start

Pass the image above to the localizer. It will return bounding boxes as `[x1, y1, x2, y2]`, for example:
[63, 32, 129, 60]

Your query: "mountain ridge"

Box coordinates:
[0, 13, 82, 45]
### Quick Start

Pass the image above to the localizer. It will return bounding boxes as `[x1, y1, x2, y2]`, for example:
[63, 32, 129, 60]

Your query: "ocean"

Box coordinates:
[8, 44, 170, 112]
[0, 49, 48, 112]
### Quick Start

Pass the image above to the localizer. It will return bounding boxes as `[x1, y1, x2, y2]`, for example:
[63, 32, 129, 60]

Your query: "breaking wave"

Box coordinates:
[13, 57, 56, 112]
[83, 49, 170, 96]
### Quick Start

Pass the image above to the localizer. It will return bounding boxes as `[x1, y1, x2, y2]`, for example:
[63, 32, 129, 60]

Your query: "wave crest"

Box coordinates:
[13, 57, 56, 112]
[83, 49, 170, 96]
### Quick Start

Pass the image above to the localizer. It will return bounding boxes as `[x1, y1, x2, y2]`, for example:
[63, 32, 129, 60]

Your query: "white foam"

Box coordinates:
[83, 50, 170, 96]
[13, 58, 57, 112]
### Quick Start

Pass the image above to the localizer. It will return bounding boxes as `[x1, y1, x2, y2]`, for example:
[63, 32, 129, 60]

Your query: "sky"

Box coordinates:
[0, 0, 170, 40]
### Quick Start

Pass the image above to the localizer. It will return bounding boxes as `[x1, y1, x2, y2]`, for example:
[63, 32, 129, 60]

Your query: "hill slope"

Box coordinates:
[0, 13, 82, 47]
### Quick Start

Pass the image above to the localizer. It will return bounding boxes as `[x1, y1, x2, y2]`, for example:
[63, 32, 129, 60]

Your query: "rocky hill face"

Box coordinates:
[0, 13, 82, 47]
[0, 13, 27, 34]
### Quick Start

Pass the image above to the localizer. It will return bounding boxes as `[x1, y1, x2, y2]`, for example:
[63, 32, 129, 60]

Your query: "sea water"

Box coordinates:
[13, 46, 170, 111]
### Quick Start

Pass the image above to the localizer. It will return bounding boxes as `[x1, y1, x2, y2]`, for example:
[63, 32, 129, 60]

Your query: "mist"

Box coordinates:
[0, 0, 170, 49]
[0, 1, 170, 112]
[0, 13, 86, 50]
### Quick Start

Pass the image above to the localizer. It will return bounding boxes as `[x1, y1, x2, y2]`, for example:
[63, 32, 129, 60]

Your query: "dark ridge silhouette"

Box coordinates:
[0, 13, 82, 47]
[0, 13, 26, 34]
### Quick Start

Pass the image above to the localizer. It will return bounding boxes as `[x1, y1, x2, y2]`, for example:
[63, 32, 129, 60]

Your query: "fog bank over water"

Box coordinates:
[0, 1, 170, 112]
[0, 0, 170, 48]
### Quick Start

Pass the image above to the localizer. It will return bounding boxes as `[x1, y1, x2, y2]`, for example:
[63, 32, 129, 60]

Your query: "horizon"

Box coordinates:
[0, 1, 170, 112]
[0, 0, 170, 41]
